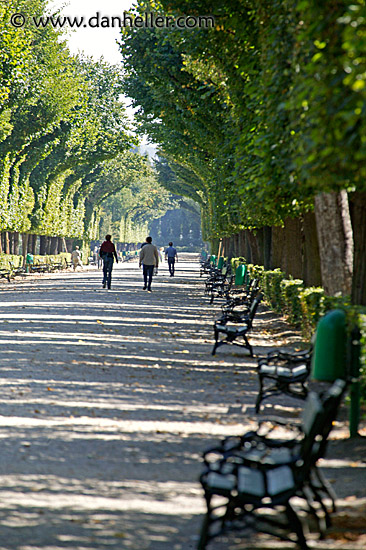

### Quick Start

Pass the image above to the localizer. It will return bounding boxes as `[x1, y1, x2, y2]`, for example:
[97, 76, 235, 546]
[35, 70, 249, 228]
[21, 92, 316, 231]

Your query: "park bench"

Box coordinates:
[200, 259, 211, 277]
[200, 255, 217, 277]
[221, 278, 261, 316]
[8, 261, 25, 278]
[198, 378, 348, 550]
[255, 346, 313, 413]
[49, 258, 64, 271]
[0, 268, 11, 282]
[206, 266, 233, 304]
[30, 260, 50, 274]
[212, 293, 262, 357]
[255, 309, 347, 413]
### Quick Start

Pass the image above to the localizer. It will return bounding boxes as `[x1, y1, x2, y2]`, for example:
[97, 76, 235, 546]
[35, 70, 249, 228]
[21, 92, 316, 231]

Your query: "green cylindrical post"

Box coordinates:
[235, 264, 246, 286]
[217, 256, 224, 270]
[311, 309, 347, 382]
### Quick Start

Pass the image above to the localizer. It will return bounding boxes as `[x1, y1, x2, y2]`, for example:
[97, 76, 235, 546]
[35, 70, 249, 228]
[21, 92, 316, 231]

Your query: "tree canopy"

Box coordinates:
[118, 0, 366, 239]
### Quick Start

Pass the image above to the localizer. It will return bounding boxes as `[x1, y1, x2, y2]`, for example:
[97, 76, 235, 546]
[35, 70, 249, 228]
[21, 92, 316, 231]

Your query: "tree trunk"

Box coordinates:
[49, 236, 58, 255]
[13, 232, 19, 256]
[4, 231, 10, 254]
[350, 191, 366, 305]
[314, 191, 353, 296]
[22, 234, 29, 266]
[39, 235, 47, 255]
[263, 226, 272, 269]
[243, 230, 252, 263]
[234, 233, 240, 257]
[283, 218, 303, 279]
[8, 232, 14, 254]
[57, 237, 63, 253]
[302, 212, 322, 287]
[272, 225, 286, 271]
[45, 236, 51, 255]
[247, 230, 261, 265]
[65, 238, 73, 253]
[28, 235, 37, 254]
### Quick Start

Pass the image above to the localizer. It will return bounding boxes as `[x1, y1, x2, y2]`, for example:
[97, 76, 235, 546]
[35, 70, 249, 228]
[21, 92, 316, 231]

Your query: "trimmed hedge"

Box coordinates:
[281, 279, 304, 325]
[299, 287, 325, 338]
[230, 257, 246, 272]
[263, 269, 287, 312]
[0, 253, 23, 269]
[234, 257, 366, 339]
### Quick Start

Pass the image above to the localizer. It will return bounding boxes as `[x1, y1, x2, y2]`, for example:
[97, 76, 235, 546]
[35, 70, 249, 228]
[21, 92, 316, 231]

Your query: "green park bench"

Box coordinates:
[0, 268, 11, 282]
[30, 259, 50, 274]
[198, 378, 348, 550]
[9, 261, 25, 277]
[212, 292, 263, 357]
[255, 309, 347, 413]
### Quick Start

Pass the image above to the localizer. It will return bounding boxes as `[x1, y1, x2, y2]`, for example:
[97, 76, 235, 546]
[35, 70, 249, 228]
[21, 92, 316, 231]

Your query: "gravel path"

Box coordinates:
[0, 255, 364, 550]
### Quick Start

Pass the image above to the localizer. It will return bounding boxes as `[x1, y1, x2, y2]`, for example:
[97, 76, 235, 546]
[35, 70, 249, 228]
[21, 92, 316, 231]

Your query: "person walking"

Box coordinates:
[99, 234, 118, 289]
[139, 236, 159, 292]
[71, 246, 83, 271]
[165, 242, 178, 277]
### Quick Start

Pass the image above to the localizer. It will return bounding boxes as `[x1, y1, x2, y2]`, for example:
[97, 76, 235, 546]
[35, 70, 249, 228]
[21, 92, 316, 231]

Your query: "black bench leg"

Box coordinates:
[212, 327, 219, 355]
[243, 334, 253, 357]
[197, 493, 212, 550]
[285, 502, 309, 550]
[255, 378, 264, 413]
[312, 467, 337, 515]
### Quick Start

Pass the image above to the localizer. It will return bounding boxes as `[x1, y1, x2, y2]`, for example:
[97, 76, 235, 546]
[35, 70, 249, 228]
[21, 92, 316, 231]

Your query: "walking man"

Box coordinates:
[71, 246, 83, 271]
[99, 234, 118, 289]
[139, 236, 159, 292]
[165, 242, 178, 277]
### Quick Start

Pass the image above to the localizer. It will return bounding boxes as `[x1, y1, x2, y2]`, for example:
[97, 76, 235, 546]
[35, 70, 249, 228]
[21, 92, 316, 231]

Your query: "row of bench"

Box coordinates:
[0, 258, 72, 282]
[196, 255, 359, 550]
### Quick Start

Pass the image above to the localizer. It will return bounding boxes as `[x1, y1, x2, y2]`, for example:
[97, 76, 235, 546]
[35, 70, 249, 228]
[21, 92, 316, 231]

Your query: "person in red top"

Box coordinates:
[99, 234, 118, 289]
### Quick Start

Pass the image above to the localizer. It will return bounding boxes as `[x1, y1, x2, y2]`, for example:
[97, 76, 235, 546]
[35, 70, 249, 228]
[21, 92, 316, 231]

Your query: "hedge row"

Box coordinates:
[238, 263, 362, 338]
[229, 259, 366, 400]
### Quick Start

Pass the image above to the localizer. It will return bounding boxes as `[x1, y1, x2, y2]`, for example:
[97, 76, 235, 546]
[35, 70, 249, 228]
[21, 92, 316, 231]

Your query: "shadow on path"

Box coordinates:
[0, 255, 363, 549]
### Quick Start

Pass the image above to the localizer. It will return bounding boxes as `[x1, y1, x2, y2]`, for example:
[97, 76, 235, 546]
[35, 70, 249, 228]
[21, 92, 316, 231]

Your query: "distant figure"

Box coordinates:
[71, 246, 82, 271]
[99, 234, 118, 289]
[165, 242, 178, 277]
[139, 236, 159, 292]
[97, 246, 102, 269]
[93, 246, 98, 265]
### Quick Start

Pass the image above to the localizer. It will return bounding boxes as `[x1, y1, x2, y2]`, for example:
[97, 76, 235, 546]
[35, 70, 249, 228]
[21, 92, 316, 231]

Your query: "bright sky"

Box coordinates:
[50, 0, 154, 149]
[51, 0, 135, 64]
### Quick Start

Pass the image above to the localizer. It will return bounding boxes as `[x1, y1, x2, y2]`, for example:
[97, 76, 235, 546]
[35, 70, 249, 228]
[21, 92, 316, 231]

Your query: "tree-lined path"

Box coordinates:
[0, 257, 364, 549]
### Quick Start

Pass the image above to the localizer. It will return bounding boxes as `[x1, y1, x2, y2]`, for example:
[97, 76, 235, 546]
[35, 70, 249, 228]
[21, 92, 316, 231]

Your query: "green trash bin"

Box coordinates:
[26, 253, 34, 273]
[235, 264, 246, 286]
[311, 309, 347, 382]
[217, 256, 224, 270]
[210, 255, 217, 266]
